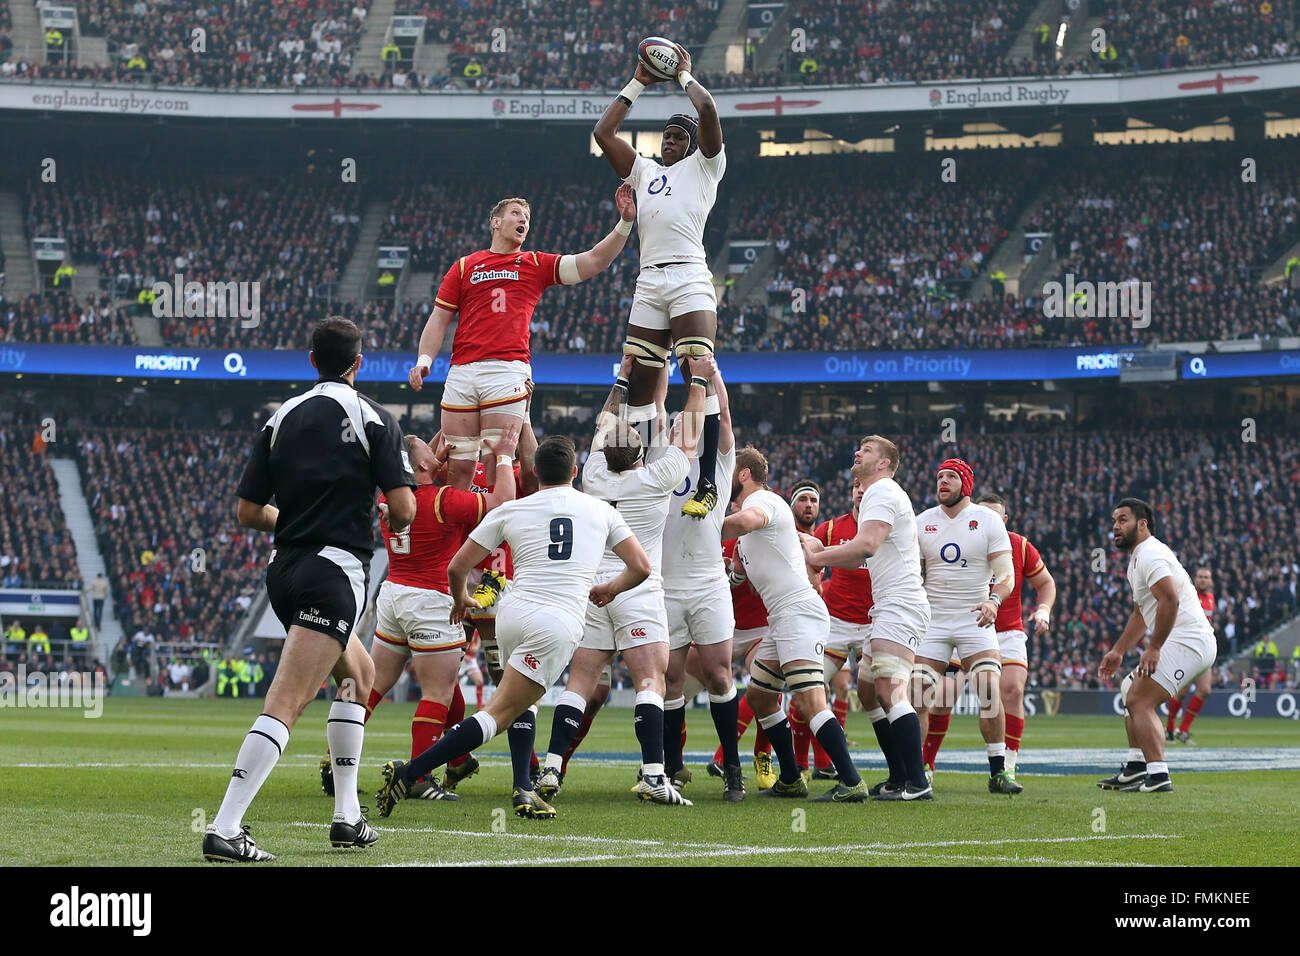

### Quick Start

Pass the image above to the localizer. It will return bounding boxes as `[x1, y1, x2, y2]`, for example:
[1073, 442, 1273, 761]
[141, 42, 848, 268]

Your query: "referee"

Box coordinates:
[203, 316, 416, 863]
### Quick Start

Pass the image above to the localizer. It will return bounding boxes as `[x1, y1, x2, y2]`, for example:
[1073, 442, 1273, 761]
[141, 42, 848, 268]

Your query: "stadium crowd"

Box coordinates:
[76, 427, 269, 650]
[0, 425, 80, 589]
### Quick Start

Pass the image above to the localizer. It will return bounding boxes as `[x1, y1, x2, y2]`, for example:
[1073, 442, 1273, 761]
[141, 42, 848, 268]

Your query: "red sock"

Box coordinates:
[923, 712, 951, 770]
[832, 697, 849, 729]
[754, 719, 771, 756]
[447, 683, 468, 768]
[1005, 713, 1025, 753]
[562, 708, 599, 775]
[411, 699, 447, 758]
[476, 684, 484, 709]
[1166, 696, 1181, 732]
[364, 687, 384, 723]
[790, 707, 811, 770]
[1179, 695, 1204, 733]
[812, 732, 831, 770]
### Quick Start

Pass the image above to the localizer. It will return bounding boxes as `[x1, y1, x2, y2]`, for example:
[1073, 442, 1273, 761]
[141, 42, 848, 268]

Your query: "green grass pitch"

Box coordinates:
[3, 698, 1298, 866]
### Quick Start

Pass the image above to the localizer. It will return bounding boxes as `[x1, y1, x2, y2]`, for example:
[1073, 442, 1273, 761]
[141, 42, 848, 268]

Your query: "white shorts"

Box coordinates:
[754, 597, 829, 668]
[628, 262, 717, 332]
[733, 627, 767, 663]
[866, 601, 929, 655]
[998, 629, 1028, 666]
[496, 595, 583, 689]
[825, 616, 871, 682]
[580, 580, 669, 653]
[918, 607, 999, 663]
[373, 581, 465, 657]
[1151, 635, 1216, 698]
[665, 580, 735, 651]
[459, 652, 482, 681]
[441, 359, 530, 415]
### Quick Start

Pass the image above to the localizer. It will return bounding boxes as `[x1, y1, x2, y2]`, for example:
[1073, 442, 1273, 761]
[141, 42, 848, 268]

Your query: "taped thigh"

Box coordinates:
[749, 658, 785, 694]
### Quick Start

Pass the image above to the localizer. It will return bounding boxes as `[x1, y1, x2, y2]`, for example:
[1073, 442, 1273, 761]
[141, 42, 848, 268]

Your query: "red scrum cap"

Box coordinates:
[938, 458, 974, 498]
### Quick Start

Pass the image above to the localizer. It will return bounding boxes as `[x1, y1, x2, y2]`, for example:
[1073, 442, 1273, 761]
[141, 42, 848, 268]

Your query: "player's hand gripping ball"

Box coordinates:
[638, 37, 680, 81]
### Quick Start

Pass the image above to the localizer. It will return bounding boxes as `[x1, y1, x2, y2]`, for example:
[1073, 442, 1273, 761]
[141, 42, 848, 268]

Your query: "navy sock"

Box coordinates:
[545, 703, 585, 764]
[696, 412, 720, 492]
[662, 703, 686, 774]
[814, 717, 861, 786]
[634, 701, 665, 768]
[763, 716, 801, 783]
[989, 752, 1005, 776]
[710, 695, 741, 767]
[508, 709, 537, 790]
[406, 716, 485, 783]
[872, 716, 905, 785]
[889, 712, 928, 788]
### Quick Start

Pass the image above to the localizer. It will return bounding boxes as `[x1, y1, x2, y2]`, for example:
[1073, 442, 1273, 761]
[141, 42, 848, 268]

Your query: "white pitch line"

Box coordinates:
[289, 821, 672, 847]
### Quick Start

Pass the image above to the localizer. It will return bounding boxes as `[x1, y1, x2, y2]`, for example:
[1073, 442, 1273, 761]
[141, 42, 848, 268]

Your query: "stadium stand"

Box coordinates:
[0, 425, 81, 589]
[75, 426, 268, 648]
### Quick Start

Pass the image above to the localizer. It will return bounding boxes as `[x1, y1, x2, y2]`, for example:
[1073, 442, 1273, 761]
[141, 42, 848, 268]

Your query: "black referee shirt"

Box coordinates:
[235, 376, 416, 557]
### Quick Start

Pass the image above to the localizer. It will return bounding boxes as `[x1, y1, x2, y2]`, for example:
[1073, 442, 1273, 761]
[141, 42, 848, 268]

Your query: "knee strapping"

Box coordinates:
[909, 662, 943, 707]
[445, 434, 479, 461]
[786, 665, 824, 695]
[481, 637, 501, 670]
[674, 336, 714, 361]
[478, 427, 504, 453]
[749, 659, 785, 694]
[968, 658, 1003, 717]
[870, 653, 914, 683]
[624, 337, 670, 368]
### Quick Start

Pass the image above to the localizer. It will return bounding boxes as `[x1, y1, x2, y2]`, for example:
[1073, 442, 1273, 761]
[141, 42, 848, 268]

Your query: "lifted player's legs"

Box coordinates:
[439, 406, 481, 490]
[624, 323, 672, 446]
[669, 308, 719, 518]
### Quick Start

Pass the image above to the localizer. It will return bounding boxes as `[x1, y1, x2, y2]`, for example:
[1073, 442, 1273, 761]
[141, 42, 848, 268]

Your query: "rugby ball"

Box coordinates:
[638, 36, 680, 81]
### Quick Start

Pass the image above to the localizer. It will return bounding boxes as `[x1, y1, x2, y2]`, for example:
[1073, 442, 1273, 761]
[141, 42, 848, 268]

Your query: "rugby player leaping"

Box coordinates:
[594, 43, 726, 519]
[408, 187, 637, 490]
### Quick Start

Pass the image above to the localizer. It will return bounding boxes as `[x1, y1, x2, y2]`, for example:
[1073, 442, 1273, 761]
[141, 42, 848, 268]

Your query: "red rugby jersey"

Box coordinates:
[724, 538, 769, 630]
[995, 531, 1045, 633]
[1199, 589, 1215, 618]
[436, 248, 562, 366]
[380, 483, 484, 593]
[814, 514, 873, 625]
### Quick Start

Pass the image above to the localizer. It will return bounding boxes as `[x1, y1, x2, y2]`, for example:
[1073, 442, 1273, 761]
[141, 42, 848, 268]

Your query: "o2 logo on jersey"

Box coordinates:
[814, 641, 825, 657]
[673, 477, 692, 497]
[647, 175, 672, 196]
[940, 543, 969, 567]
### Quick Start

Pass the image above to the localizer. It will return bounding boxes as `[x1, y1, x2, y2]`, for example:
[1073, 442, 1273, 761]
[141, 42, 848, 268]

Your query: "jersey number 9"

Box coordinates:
[548, 517, 573, 561]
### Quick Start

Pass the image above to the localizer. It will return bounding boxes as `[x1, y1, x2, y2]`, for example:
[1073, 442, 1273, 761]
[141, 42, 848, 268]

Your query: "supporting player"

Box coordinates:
[911, 459, 1022, 795]
[538, 356, 711, 805]
[407, 187, 636, 490]
[1098, 499, 1217, 793]
[803, 436, 933, 801]
[360, 427, 519, 801]
[374, 437, 652, 819]
[1166, 566, 1215, 744]
[659, 361, 746, 799]
[706, 538, 773, 788]
[810, 477, 873, 782]
[594, 42, 726, 518]
[724, 447, 865, 802]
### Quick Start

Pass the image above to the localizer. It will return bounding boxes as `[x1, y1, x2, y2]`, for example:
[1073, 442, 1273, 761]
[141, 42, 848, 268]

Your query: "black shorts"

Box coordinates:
[266, 545, 370, 648]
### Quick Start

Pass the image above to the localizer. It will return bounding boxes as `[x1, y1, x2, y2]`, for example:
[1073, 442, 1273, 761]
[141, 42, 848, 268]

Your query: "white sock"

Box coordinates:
[986, 741, 1006, 758]
[757, 709, 788, 730]
[1127, 748, 1145, 763]
[544, 753, 564, 771]
[864, 706, 887, 722]
[327, 700, 367, 823]
[473, 709, 498, 740]
[1148, 761, 1168, 776]
[642, 762, 666, 777]
[213, 714, 290, 837]
[809, 709, 836, 734]
[886, 700, 915, 723]
[1005, 748, 1018, 773]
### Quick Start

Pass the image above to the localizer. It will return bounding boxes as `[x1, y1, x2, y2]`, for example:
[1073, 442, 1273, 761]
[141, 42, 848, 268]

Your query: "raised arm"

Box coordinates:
[480, 422, 521, 512]
[593, 60, 662, 178]
[669, 355, 714, 457]
[710, 359, 734, 453]
[566, 184, 636, 283]
[674, 45, 721, 157]
[517, 390, 539, 497]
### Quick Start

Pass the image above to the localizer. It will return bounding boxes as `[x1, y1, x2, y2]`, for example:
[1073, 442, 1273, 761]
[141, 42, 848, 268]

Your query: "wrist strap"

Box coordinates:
[615, 218, 633, 237]
[614, 377, 630, 391]
[416, 353, 433, 370]
[990, 593, 1004, 608]
[690, 375, 708, 389]
[618, 77, 645, 106]
[496, 454, 513, 468]
[677, 70, 695, 90]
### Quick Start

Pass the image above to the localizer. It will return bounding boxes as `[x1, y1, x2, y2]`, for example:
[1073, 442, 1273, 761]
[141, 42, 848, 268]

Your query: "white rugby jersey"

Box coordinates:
[582, 445, 689, 580]
[916, 502, 1012, 612]
[469, 486, 633, 623]
[1126, 536, 1216, 645]
[661, 442, 736, 590]
[625, 146, 726, 267]
[734, 488, 819, 616]
[856, 477, 928, 609]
